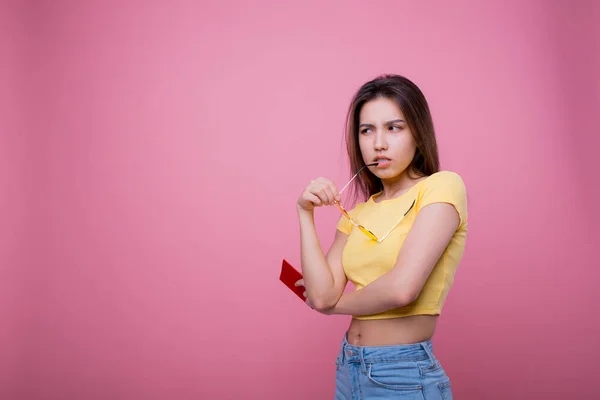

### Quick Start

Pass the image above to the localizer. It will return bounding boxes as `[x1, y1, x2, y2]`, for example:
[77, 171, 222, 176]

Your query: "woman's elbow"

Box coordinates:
[395, 289, 419, 308]
[310, 296, 336, 313]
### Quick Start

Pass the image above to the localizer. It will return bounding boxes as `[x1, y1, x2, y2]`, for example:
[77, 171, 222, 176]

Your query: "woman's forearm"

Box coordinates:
[297, 208, 337, 310]
[326, 274, 406, 316]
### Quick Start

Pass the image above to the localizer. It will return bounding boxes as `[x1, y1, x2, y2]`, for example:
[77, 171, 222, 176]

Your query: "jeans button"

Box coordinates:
[346, 349, 353, 356]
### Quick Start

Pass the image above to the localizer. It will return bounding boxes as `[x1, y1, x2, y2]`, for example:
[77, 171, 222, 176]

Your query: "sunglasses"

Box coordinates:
[333, 163, 415, 243]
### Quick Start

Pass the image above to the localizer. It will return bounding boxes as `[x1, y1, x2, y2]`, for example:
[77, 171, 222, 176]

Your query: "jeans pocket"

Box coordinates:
[365, 361, 424, 392]
[438, 378, 452, 400]
[417, 358, 442, 375]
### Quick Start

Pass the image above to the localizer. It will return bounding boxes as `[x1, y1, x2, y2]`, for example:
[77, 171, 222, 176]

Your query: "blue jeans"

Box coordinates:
[335, 333, 453, 399]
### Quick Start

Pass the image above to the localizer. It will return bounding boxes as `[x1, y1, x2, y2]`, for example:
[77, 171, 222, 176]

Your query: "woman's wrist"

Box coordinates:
[296, 204, 315, 218]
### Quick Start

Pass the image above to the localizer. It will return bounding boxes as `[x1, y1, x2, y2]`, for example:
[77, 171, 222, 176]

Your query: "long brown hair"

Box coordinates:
[344, 74, 440, 203]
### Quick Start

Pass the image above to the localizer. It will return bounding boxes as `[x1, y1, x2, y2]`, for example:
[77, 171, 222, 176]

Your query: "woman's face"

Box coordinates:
[358, 97, 417, 180]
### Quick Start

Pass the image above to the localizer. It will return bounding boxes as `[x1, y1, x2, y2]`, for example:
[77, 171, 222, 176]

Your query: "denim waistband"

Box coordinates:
[338, 332, 437, 364]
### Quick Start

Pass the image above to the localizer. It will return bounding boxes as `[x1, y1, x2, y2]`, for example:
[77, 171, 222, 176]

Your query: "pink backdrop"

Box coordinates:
[2, 1, 599, 399]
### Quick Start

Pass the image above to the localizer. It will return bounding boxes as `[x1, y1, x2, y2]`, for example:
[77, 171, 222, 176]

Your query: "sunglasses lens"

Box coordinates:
[359, 225, 378, 241]
[337, 204, 350, 219]
[337, 203, 378, 241]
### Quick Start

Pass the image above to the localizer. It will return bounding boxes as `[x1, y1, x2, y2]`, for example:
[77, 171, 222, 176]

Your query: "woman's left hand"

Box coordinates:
[294, 279, 315, 309]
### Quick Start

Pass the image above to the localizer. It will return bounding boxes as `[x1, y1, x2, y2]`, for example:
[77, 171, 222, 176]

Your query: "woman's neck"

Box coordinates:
[378, 171, 425, 201]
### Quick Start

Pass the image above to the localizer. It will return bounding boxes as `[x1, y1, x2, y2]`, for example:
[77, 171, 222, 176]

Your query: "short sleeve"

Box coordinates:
[336, 214, 352, 234]
[417, 171, 468, 227]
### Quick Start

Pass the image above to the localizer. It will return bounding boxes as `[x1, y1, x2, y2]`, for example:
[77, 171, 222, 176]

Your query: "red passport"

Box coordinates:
[279, 259, 306, 301]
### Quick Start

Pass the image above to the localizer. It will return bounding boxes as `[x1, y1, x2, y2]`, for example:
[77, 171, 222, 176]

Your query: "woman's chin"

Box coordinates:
[373, 168, 400, 180]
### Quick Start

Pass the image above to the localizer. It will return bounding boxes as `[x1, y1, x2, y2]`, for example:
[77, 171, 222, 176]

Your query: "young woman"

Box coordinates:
[295, 74, 467, 399]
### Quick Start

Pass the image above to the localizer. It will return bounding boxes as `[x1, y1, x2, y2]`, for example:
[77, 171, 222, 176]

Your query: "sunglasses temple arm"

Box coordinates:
[378, 225, 397, 243]
[338, 164, 371, 196]
[379, 200, 416, 242]
[337, 177, 355, 196]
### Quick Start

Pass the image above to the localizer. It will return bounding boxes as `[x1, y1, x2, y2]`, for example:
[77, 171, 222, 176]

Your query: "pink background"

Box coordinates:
[2, 1, 599, 399]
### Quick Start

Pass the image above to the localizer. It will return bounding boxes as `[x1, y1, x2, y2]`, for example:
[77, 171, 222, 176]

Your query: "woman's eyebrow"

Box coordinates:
[385, 119, 405, 125]
[359, 119, 405, 128]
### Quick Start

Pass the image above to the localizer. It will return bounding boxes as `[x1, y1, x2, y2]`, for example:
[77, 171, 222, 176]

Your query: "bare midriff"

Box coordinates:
[345, 315, 438, 346]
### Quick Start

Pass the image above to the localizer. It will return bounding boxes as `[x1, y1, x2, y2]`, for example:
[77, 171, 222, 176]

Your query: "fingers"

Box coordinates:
[309, 178, 339, 206]
[317, 178, 338, 205]
[303, 192, 322, 207]
[321, 185, 336, 206]
[298, 177, 339, 211]
[306, 297, 314, 309]
[293, 279, 314, 309]
[294, 280, 313, 309]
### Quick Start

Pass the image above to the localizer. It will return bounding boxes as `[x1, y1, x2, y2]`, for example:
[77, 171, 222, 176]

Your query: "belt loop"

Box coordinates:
[359, 347, 368, 374]
[420, 340, 437, 365]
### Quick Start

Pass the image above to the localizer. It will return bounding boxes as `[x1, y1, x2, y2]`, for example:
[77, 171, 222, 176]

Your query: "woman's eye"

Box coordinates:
[390, 125, 402, 131]
[360, 128, 372, 134]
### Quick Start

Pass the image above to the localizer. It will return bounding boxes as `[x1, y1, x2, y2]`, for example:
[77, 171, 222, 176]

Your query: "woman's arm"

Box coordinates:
[324, 202, 459, 316]
[295, 176, 349, 312]
[297, 208, 348, 312]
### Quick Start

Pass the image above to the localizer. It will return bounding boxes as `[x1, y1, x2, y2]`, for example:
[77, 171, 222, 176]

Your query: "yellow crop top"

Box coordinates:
[335, 170, 468, 320]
